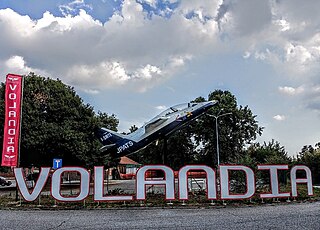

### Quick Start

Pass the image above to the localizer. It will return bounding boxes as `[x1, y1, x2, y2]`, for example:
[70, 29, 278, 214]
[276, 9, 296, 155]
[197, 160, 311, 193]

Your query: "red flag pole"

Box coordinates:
[16, 75, 24, 202]
[17, 75, 24, 168]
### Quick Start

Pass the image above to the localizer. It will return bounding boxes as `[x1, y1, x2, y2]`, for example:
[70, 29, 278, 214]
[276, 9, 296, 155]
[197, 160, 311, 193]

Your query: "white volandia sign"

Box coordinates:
[14, 164, 313, 202]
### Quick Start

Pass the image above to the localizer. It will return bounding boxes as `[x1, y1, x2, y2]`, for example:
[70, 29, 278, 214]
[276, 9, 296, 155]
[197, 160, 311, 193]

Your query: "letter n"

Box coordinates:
[178, 165, 216, 200]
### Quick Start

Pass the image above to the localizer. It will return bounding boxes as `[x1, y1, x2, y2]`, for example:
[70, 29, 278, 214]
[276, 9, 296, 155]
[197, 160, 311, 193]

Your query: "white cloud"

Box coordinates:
[138, 0, 157, 8]
[243, 51, 251, 59]
[179, 0, 222, 18]
[65, 59, 178, 92]
[277, 84, 320, 113]
[83, 89, 100, 95]
[5, 56, 28, 70]
[254, 51, 267, 61]
[1, 0, 320, 155]
[274, 19, 290, 32]
[0, 8, 34, 37]
[59, 0, 93, 16]
[138, 64, 161, 79]
[2, 55, 47, 77]
[273, 115, 286, 121]
[303, 84, 320, 112]
[0, 1, 221, 92]
[278, 86, 304, 96]
[0, 0, 320, 106]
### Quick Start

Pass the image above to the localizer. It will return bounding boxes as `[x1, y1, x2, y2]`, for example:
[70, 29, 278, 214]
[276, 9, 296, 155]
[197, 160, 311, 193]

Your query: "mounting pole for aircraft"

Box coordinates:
[207, 112, 232, 167]
[162, 138, 168, 165]
[106, 166, 109, 194]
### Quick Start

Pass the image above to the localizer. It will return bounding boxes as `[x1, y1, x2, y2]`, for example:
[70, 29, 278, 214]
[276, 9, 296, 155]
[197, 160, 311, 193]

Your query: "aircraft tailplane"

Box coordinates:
[95, 128, 127, 145]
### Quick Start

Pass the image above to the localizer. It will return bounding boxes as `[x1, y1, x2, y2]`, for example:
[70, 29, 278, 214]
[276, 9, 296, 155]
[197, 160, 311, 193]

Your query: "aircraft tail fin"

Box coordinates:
[95, 128, 127, 145]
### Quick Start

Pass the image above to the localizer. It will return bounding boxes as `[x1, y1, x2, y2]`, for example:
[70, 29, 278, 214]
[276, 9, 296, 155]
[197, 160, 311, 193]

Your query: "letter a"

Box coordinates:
[291, 165, 313, 197]
[136, 165, 175, 200]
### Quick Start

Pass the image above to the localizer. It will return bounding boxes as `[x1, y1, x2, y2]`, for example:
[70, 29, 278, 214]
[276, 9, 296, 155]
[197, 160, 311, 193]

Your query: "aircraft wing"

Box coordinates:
[145, 117, 168, 133]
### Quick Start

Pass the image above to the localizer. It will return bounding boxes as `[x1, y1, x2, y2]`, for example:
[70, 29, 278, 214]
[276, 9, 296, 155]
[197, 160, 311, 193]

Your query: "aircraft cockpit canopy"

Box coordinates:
[158, 102, 199, 117]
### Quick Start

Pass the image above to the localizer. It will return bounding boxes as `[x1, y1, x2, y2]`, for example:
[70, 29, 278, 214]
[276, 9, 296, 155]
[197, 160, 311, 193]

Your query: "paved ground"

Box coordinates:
[1, 201, 319, 229]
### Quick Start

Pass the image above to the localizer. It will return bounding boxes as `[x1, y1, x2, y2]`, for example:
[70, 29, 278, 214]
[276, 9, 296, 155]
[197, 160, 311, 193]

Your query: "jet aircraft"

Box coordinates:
[95, 101, 217, 158]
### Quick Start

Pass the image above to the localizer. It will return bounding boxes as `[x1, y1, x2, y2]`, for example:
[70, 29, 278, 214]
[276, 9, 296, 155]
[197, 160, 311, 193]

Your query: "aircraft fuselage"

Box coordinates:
[96, 101, 216, 158]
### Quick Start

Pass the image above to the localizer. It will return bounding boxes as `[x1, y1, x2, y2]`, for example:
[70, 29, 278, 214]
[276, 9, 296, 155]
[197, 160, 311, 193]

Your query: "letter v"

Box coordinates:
[9, 84, 17, 90]
[14, 167, 50, 201]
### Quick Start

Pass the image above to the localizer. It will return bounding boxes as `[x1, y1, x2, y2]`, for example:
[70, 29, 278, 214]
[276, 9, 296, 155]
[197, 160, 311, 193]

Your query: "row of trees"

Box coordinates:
[0, 73, 118, 168]
[0, 73, 319, 183]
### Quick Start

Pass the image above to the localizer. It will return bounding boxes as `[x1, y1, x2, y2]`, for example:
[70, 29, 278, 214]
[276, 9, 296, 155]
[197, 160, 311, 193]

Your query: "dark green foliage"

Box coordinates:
[131, 128, 197, 170]
[295, 143, 320, 184]
[166, 129, 197, 170]
[246, 140, 291, 165]
[191, 90, 263, 167]
[243, 140, 292, 184]
[0, 73, 118, 168]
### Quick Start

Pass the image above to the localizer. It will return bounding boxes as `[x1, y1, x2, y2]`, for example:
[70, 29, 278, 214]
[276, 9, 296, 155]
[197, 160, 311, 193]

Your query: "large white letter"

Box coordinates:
[258, 165, 290, 198]
[291, 165, 313, 197]
[136, 165, 174, 200]
[51, 167, 90, 202]
[14, 167, 50, 202]
[94, 166, 133, 201]
[179, 165, 216, 200]
[220, 165, 255, 200]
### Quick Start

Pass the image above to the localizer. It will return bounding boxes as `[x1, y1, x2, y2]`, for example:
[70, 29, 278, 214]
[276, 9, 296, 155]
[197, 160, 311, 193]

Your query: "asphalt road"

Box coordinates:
[1, 201, 319, 230]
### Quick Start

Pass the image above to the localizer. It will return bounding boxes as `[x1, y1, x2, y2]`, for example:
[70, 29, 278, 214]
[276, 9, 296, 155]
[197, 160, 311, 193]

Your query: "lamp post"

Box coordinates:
[207, 112, 232, 167]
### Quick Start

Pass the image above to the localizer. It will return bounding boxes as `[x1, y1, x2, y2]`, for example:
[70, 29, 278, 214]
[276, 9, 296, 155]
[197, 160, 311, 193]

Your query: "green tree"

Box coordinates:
[243, 140, 291, 184]
[166, 130, 196, 169]
[295, 143, 320, 184]
[131, 129, 196, 170]
[133, 90, 263, 169]
[246, 140, 291, 165]
[90, 111, 119, 167]
[0, 73, 118, 168]
[191, 90, 263, 167]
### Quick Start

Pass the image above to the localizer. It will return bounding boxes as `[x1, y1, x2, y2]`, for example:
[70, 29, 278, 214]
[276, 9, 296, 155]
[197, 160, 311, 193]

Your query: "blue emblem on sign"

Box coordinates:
[53, 158, 62, 169]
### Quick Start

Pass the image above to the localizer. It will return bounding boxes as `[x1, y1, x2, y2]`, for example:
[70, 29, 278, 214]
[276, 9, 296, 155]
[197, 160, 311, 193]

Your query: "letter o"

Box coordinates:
[8, 129, 16, 135]
[9, 93, 16, 100]
[51, 167, 90, 202]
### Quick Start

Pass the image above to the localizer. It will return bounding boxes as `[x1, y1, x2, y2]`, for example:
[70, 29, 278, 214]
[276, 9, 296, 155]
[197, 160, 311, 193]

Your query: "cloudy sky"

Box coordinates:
[0, 0, 319, 155]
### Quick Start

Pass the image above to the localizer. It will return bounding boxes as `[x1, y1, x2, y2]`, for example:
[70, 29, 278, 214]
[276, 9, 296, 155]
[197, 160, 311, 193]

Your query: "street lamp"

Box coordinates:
[207, 111, 232, 167]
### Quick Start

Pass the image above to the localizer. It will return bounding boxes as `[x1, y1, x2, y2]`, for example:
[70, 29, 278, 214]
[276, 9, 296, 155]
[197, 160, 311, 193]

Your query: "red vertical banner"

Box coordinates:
[1, 74, 23, 167]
